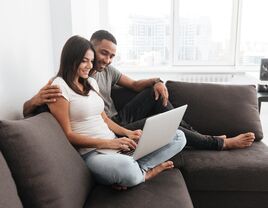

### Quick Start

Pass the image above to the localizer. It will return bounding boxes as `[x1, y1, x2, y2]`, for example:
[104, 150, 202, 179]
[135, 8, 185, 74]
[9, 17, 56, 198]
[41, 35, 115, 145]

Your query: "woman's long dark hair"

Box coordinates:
[56, 35, 96, 96]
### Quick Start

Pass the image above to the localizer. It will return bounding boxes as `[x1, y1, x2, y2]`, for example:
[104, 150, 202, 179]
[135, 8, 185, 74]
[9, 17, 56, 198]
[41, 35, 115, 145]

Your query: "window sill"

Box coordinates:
[118, 65, 259, 74]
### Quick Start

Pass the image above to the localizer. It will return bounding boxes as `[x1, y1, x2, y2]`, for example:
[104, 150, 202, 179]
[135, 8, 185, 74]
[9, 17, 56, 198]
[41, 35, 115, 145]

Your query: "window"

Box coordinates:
[84, 0, 268, 69]
[173, 0, 235, 65]
[239, 0, 268, 65]
[107, 0, 171, 67]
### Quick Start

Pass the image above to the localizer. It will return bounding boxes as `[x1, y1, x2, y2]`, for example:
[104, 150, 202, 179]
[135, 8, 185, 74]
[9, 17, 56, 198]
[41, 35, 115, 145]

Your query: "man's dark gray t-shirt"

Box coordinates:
[91, 65, 122, 118]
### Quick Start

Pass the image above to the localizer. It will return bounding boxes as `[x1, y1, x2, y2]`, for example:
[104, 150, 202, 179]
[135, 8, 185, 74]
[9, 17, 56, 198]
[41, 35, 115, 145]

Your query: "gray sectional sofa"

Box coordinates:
[0, 81, 267, 208]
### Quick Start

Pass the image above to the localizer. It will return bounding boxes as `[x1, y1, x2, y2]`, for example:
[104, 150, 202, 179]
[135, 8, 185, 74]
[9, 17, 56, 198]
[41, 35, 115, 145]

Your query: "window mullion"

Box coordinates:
[171, 0, 176, 66]
[233, 0, 242, 67]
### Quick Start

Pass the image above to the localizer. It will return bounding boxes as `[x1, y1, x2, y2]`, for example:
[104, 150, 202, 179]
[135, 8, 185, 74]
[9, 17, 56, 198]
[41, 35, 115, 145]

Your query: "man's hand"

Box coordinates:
[23, 80, 62, 117]
[153, 82, 169, 106]
[32, 80, 62, 106]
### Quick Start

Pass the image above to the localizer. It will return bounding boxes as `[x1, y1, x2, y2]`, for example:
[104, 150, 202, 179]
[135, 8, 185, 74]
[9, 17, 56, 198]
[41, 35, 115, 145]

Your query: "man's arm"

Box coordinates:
[23, 80, 62, 117]
[117, 74, 169, 106]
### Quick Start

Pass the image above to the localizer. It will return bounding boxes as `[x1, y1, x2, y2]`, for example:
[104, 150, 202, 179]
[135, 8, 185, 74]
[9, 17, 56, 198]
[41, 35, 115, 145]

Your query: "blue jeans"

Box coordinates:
[82, 130, 186, 187]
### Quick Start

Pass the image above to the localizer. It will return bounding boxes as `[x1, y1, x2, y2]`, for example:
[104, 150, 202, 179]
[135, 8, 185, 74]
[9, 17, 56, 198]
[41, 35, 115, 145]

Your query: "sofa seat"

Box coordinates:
[181, 142, 268, 192]
[84, 169, 193, 208]
[180, 142, 268, 208]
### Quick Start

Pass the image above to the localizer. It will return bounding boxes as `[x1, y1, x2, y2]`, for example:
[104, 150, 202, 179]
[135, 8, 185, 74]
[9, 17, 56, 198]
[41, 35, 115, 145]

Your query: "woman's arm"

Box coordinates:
[48, 97, 110, 148]
[101, 111, 142, 140]
[48, 97, 137, 150]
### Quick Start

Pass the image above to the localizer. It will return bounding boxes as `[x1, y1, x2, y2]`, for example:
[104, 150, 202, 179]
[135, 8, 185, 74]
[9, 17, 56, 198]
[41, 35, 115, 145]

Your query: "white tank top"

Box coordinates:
[52, 77, 116, 155]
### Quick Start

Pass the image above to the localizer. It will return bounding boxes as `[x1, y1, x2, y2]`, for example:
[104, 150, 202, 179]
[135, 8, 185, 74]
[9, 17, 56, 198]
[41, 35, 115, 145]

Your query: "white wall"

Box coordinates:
[71, 0, 105, 38]
[50, 0, 72, 71]
[0, 0, 55, 119]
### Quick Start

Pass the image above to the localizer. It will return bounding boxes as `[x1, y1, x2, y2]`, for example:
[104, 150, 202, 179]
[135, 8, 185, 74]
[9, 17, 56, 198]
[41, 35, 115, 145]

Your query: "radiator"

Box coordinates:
[177, 74, 233, 83]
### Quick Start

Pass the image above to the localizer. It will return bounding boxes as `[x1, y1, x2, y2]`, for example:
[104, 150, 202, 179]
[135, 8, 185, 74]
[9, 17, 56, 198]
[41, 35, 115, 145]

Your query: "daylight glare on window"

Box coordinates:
[105, 0, 268, 68]
[239, 0, 268, 65]
[173, 0, 233, 65]
[108, 0, 171, 67]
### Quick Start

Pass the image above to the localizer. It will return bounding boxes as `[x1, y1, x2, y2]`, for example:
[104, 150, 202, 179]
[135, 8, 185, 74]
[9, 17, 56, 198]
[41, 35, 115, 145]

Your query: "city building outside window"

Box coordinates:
[97, 0, 268, 69]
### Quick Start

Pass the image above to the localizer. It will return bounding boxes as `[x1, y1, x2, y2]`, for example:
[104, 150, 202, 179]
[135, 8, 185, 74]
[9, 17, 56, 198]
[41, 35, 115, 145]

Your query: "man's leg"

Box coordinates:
[179, 126, 224, 150]
[112, 87, 173, 129]
[122, 118, 146, 130]
[112, 87, 224, 150]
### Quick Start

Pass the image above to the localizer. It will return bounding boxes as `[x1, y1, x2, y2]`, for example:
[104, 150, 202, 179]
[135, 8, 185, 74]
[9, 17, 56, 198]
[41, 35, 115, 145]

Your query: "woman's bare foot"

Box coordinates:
[112, 184, 127, 191]
[145, 161, 174, 181]
[223, 132, 255, 150]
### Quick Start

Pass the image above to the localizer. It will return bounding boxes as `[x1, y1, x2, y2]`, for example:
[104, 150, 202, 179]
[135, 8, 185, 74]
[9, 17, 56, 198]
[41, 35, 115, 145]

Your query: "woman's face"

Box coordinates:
[76, 49, 94, 79]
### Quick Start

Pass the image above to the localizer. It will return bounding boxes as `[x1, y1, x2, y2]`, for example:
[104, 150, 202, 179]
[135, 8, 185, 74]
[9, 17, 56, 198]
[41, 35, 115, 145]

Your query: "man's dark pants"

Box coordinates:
[112, 87, 224, 150]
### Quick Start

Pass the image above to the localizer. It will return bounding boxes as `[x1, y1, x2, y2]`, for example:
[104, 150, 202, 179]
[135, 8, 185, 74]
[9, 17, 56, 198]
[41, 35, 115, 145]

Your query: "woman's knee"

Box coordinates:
[116, 158, 144, 187]
[88, 155, 144, 187]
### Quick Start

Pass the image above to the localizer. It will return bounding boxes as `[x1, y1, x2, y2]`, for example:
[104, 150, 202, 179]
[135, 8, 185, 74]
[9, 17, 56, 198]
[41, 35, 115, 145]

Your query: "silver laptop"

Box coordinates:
[97, 105, 187, 160]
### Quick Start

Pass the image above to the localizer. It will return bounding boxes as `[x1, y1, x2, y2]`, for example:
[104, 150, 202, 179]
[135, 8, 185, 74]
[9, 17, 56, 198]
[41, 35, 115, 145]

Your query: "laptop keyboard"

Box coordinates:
[118, 139, 139, 156]
[119, 149, 135, 156]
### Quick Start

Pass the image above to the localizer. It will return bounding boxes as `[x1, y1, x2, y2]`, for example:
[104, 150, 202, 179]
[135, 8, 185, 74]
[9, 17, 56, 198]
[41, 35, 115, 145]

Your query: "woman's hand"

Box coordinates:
[109, 137, 138, 151]
[126, 129, 142, 141]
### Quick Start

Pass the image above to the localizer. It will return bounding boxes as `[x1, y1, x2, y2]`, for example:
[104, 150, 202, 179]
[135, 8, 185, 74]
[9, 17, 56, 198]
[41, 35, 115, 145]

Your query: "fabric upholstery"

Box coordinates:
[166, 81, 263, 140]
[0, 151, 23, 208]
[84, 169, 193, 208]
[181, 142, 268, 192]
[190, 191, 268, 208]
[0, 112, 92, 208]
[111, 85, 137, 111]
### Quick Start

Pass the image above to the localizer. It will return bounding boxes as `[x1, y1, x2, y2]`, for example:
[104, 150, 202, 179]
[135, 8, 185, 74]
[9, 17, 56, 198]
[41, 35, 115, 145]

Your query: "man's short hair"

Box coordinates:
[90, 30, 117, 45]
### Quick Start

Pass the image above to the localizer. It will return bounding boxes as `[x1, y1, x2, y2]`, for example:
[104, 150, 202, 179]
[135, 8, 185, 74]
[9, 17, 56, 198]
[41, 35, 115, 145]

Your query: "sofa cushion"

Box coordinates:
[181, 142, 268, 192]
[111, 85, 138, 111]
[0, 112, 92, 208]
[166, 81, 263, 140]
[0, 151, 23, 208]
[84, 169, 193, 208]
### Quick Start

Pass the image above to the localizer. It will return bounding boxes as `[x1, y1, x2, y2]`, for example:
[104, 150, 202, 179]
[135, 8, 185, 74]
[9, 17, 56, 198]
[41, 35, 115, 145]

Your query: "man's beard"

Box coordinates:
[95, 62, 108, 72]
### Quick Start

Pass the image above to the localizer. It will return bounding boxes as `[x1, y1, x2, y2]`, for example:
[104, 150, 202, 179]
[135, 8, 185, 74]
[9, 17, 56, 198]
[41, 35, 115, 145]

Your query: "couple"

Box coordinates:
[23, 30, 255, 189]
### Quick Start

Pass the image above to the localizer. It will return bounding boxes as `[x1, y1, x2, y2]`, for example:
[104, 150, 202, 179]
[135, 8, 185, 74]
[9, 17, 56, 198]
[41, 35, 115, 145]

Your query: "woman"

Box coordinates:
[48, 35, 186, 189]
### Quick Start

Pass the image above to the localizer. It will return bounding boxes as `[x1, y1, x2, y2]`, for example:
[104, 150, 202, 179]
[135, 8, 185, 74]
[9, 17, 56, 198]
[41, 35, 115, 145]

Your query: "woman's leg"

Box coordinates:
[82, 151, 145, 187]
[138, 130, 186, 171]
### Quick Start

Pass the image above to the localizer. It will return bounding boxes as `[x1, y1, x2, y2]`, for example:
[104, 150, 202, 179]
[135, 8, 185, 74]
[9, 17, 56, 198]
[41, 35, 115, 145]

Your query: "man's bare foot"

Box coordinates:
[145, 161, 174, 181]
[112, 184, 127, 191]
[218, 135, 227, 139]
[223, 132, 255, 150]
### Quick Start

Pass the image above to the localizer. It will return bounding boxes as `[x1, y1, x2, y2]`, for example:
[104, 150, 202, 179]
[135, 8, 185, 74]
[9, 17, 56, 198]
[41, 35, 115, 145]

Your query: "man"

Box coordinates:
[23, 30, 255, 150]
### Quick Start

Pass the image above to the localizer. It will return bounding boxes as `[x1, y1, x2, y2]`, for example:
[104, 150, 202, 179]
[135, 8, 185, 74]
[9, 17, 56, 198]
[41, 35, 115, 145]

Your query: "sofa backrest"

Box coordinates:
[111, 82, 263, 140]
[166, 81, 263, 140]
[111, 85, 138, 111]
[0, 112, 94, 208]
[0, 151, 23, 208]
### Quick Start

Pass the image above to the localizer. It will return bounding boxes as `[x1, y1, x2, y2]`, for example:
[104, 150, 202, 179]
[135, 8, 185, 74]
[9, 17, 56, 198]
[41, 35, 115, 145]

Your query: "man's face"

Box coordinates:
[93, 39, 117, 72]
